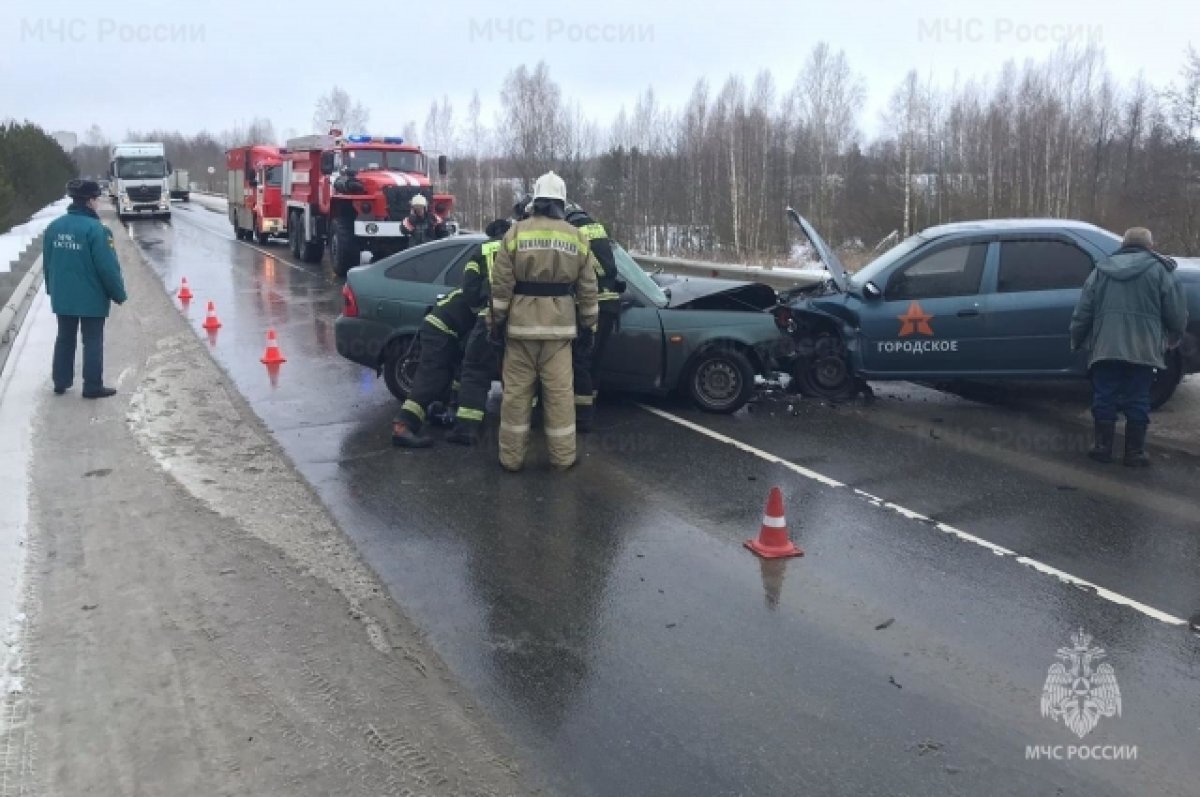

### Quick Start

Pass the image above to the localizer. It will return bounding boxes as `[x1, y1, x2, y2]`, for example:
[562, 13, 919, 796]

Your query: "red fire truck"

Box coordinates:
[282, 132, 452, 275]
[225, 145, 286, 244]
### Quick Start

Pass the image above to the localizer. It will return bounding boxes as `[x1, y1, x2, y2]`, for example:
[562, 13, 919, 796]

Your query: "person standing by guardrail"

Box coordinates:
[43, 179, 127, 398]
[1070, 227, 1187, 466]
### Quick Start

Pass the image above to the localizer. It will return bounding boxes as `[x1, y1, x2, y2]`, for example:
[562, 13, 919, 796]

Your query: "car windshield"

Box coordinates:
[115, 157, 168, 179]
[345, 149, 426, 174]
[612, 244, 668, 308]
[264, 165, 282, 186]
[848, 235, 929, 289]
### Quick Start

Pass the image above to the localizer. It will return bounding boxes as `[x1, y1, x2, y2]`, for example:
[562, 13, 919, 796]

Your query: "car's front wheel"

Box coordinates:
[1150, 351, 1184, 409]
[794, 332, 857, 400]
[684, 347, 756, 413]
[382, 335, 421, 402]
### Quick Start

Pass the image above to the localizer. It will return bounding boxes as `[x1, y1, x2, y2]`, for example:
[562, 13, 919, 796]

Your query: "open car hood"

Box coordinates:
[653, 274, 777, 312]
[786, 208, 849, 293]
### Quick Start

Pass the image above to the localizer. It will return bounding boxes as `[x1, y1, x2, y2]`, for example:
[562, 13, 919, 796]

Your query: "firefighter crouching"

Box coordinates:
[489, 172, 599, 471]
[565, 202, 623, 432]
[391, 273, 480, 448]
[444, 218, 512, 446]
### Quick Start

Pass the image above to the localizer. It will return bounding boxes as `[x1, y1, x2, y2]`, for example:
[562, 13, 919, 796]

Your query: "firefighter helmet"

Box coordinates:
[532, 171, 567, 202]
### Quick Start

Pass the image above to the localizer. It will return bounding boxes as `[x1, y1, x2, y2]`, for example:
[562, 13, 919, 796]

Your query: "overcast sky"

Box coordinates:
[2, 0, 1195, 148]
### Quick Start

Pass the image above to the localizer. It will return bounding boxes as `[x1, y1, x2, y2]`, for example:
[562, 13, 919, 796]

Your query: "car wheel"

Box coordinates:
[795, 333, 857, 400]
[685, 347, 756, 413]
[382, 335, 421, 402]
[331, 217, 360, 277]
[1150, 352, 1183, 409]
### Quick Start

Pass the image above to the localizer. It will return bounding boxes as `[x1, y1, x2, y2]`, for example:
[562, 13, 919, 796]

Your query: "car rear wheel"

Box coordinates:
[382, 335, 421, 402]
[794, 332, 857, 400]
[1150, 352, 1184, 409]
[685, 347, 756, 413]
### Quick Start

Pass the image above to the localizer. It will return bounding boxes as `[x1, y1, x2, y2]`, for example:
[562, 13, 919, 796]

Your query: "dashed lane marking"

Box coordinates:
[637, 403, 1188, 627]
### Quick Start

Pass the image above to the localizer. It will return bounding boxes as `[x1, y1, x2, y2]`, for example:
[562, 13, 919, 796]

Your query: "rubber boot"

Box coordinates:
[391, 419, 432, 449]
[1122, 422, 1150, 467]
[576, 403, 594, 434]
[445, 420, 480, 446]
[1087, 421, 1116, 463]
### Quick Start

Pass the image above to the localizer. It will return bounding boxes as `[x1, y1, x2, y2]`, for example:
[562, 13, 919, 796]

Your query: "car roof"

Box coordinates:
[920, 218, 1113, 239]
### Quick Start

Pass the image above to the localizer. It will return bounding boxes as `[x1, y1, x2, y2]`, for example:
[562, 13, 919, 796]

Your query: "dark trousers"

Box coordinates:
[53, 315, 106, 392]
[1091, 360, 1154, 425]
[396, 322, 459, 430]
[456, 318, 498, 425]
[571, 311, 618, 408]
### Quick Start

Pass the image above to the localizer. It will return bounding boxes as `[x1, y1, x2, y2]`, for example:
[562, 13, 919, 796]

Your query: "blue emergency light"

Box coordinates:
[345, 134, 405, 144]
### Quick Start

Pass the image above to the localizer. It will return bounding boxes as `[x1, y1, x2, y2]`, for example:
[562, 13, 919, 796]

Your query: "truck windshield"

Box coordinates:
[345, 149, 427, 174]
[115, 157, 168, 179]
[264, 165, 282, 186]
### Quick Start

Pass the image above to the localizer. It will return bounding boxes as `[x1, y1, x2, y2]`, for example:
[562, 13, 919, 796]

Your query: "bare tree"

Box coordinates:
[312, 86, 370, 133]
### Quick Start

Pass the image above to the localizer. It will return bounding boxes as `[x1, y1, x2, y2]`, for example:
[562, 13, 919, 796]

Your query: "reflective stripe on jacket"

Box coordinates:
[490, 217, 599, 340]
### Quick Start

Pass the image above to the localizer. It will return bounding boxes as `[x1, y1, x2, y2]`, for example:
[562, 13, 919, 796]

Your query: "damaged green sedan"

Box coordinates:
[335, 234, 786, 414]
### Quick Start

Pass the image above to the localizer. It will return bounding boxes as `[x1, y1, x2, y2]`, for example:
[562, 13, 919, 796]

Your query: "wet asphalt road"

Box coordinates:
[126, 200, 1200, 797]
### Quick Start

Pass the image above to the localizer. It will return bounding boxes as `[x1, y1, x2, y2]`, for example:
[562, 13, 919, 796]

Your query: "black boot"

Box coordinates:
[1087, 421, 1116, 463]
[1123, 422, 1150, 467]
[82, 386, 117, 399]
[576, 403, 594, 434]
[445, 421, 480, 446]
[391, 420, 432, 448]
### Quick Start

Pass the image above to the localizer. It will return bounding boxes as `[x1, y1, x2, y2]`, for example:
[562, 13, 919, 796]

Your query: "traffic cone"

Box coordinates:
[260, 328, 287, 364]
[744, 486, 804, 559]
[201, 301, 222, 330]
[177, 276, 194, 301]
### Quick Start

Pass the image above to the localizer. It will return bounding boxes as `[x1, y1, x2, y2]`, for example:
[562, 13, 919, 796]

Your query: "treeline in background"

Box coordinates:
[71, 42, 1200, 259]
[0, 122, 76, 232]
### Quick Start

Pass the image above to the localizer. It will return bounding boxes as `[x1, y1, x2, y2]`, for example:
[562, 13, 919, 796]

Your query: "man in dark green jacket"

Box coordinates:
[1070, 227, 1188, 466]
[43, 179, 127, 398]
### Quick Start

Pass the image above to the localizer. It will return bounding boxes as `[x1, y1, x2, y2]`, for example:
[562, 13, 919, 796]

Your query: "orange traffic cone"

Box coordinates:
[177, 276, 194, 301]
[201, 301, 222, 330]
[260, 328, 287, 364]
[744, 486, 804, 559]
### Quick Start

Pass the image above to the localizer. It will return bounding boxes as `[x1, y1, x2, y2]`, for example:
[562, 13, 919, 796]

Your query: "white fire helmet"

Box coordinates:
[410, 194, 428, 209]
[532, 171, 567, 203]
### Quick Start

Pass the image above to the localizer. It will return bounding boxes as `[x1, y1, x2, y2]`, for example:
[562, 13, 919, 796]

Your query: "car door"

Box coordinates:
[984, 236, 1095, 374]
[858, 237, 993, 376]
[596, 292, 665, 392]
[375, 243, 467, 329]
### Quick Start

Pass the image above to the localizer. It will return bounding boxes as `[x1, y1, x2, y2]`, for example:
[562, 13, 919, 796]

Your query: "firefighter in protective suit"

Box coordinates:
[565, 202, 623, 432]
[391, 263, 483, 447]
[402, 194, 448, 248]
[444, 218, 512, 445]
[489, 172, 599, 471]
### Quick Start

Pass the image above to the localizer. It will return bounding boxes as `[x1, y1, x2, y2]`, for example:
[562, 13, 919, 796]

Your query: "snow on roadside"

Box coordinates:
[1, 197, 70, 273]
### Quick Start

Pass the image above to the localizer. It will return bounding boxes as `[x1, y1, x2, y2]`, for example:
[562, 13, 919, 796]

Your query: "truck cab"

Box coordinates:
[226, 145, 285, 244]
[282, 132, 453, 276]
[110, 143, 172, 221]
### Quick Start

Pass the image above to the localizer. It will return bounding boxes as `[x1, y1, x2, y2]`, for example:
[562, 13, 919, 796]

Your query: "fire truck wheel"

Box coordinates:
[256, 231, 271, 245]
[331, 217, 361, 277]
[288, 216, 302, 258]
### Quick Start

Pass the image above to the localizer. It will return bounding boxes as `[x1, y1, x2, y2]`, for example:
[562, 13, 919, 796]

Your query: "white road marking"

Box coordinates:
[638, 403, 1188, 627]
[162, 209, 311, 274]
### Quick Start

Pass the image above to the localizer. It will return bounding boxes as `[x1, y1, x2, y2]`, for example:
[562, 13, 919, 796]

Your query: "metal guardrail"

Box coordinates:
[0, 253, 45, 376]
[630, 253, 826, 289]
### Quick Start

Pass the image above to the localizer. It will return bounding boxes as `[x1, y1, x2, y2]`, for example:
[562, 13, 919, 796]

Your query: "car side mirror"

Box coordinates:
[863, 281, 883, 300]
[437, 155, 448, 177]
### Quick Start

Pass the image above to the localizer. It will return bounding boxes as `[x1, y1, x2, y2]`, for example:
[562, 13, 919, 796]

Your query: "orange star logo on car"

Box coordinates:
[898, 301, 934, 337]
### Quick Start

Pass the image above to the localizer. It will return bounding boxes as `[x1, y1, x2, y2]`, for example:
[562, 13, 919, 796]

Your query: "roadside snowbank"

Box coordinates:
[1, 198, 69, 272]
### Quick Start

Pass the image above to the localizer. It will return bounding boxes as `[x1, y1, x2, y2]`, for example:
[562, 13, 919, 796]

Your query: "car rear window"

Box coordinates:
[998, 240, 1094, 292]
[886, 242, 987, 300]
[385, 246, 459, 283]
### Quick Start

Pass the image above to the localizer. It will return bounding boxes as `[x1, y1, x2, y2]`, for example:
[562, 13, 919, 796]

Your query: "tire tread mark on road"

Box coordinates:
[639, 403, 1188, 627]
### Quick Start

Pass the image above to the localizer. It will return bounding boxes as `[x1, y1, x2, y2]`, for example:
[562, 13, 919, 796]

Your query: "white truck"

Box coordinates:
[109, 143, 172, 221]
[168, 169, 190, 202]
